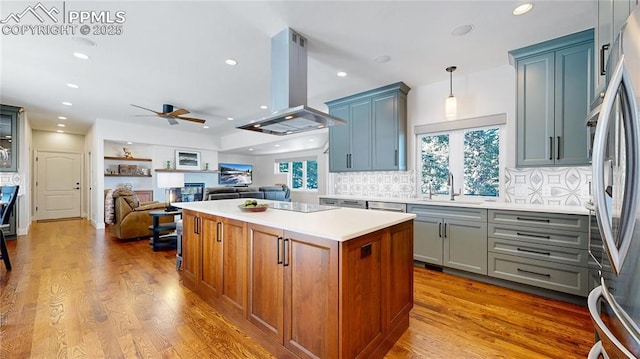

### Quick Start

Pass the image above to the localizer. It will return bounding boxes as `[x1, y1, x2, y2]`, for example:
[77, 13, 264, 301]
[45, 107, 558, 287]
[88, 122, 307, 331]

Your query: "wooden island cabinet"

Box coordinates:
[177, 200, 415, 359]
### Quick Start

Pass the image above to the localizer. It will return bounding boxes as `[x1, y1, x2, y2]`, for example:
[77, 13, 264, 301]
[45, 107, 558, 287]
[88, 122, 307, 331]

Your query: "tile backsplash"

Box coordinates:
[504, 166, 591, 206]
[333, 170, 416, 198]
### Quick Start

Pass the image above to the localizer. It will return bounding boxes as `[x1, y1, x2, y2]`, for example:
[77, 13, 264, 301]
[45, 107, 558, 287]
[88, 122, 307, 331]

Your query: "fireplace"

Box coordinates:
[174, 182, 205, 202]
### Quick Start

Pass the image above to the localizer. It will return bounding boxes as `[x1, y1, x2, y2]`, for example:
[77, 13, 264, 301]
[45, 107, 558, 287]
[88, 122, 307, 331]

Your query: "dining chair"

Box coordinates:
[0, 185, 19, 271]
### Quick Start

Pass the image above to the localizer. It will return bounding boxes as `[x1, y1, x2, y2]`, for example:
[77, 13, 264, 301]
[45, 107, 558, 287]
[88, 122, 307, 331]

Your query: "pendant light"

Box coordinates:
[445, 66, 457, 119]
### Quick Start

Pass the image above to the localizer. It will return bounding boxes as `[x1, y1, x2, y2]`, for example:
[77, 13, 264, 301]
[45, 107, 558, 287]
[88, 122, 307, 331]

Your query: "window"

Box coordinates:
[419, 126, 502, 198]
[275, 159, 318, 190]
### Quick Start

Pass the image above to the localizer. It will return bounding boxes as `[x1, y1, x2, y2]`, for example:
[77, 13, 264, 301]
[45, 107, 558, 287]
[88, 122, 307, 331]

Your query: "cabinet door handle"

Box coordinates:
[394, 150, 398, 166]
[517, 247, 551, 256]
[516, 232, 551, 239]
[283, 238, 290, 267]
[557, 136, 561, 160]
[517, 268, 551, 278]
[346, 154, 349, 168]
[216, 222, 222, 243]
[444, 223, 448, 238]
[516, 217, 550, 223]
[194, 216, 199, 234]
[438, 222, 442, 238]
[549, 137, 553, 160]
[600, 44, 610, 76]
[276, 237, 283, 264]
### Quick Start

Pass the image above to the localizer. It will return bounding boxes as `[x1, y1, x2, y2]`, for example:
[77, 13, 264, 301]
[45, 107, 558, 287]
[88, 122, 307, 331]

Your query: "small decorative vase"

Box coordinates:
[166, 160, 171, 169]
[205, 163, 209, 170]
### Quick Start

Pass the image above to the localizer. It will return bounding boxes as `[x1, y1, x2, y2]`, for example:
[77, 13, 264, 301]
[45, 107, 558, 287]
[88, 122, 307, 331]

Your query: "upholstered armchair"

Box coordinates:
[107, 189, 171, 240]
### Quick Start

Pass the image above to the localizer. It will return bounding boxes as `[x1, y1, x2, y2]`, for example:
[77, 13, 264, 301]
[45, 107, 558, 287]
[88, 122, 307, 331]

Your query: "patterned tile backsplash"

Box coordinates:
[333, 167, 591, 206]
[333, 170, 416, 198]
[504, 166, 591, 206]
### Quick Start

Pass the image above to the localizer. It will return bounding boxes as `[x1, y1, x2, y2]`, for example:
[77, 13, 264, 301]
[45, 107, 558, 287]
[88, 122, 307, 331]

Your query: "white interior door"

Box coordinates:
[36, 151, 82, 220]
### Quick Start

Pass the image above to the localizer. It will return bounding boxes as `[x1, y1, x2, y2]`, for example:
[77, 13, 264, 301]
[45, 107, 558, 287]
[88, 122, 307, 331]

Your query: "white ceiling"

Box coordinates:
[0, 1, 596, 155]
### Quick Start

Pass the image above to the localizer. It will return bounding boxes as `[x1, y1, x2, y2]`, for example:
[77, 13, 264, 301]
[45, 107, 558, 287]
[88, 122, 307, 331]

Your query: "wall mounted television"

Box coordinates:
[219, 163, 253, 186]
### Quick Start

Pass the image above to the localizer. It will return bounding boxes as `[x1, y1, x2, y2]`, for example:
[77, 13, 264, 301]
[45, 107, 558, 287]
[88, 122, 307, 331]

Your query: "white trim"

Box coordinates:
[414, 113, 507, 135]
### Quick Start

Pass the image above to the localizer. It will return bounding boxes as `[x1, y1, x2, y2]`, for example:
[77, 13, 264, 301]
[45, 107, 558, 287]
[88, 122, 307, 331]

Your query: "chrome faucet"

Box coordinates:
[448, 172, 461, 201]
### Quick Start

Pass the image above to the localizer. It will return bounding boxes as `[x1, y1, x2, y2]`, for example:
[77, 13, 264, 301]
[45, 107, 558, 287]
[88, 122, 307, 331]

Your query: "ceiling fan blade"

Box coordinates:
[131, 104, 162, 115]
[168, 108, 189, 117]
[167, 117, 179, 126]
[176, 116, 206, 124]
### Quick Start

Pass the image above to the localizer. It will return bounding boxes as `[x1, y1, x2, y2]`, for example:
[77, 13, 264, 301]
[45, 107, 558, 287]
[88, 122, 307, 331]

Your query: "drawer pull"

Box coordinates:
[517, 268, 551, 278]
[516, 217, 551, 223]
[516, 232, 551, 239]
[516, 247, 551, 256]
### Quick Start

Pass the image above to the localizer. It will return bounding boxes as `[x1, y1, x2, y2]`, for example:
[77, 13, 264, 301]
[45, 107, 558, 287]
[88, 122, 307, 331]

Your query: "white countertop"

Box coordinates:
[320, 195, 590, 216]
[173, 198, 416, 242]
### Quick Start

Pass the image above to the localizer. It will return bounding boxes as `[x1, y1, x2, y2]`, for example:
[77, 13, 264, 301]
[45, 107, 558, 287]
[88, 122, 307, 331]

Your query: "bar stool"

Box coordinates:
[0, 185, 19, 271]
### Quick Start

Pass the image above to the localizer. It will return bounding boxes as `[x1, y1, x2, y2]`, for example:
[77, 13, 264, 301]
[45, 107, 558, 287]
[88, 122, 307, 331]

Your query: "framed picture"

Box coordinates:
[175, 150, 201, 170]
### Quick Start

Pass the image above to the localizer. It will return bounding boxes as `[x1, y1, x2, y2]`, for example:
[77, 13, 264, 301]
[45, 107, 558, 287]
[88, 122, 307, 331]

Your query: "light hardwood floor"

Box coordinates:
[0, 220, 594, 358]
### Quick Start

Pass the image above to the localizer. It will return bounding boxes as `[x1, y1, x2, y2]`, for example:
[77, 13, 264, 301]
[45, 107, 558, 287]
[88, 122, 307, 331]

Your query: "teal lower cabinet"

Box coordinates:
[410, 205, 488, 275]
[487, 210, 590, 296]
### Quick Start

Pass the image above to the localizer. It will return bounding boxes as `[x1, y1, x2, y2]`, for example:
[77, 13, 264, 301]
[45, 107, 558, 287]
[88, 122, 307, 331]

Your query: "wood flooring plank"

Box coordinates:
[0, 219, 594, 359]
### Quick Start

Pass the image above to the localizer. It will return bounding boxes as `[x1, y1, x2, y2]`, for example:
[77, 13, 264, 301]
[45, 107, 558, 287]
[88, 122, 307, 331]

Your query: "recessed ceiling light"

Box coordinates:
[317, 125, 325, 129]
[285, 115, 294, 120]
[337, 71, 347, 77]
[248, 148, 254, 151]
[56, 130, 64, 133]
[225, 59, 237, 66]
[253, 124, 261, 128]
[227, 117, 234, 121]
[72, 37, 96, 47]
[62, 102, 72, 106]
[309, 139, 315, 142]
[374, 55, 391, 63]
[57, 124, 66, 127]
[66, 83, 79, 89]
[513, 3, 533, 15]
[73, 52, 90, 60]
[275, 144, 280, 147]
[127, 141, 133, 145]
[452, 24, 474, 36]
[260, 105, 268, 110]
[286, 131, 293, 134]
[203, 125, 209, 129]
[58, 116, 67, 120]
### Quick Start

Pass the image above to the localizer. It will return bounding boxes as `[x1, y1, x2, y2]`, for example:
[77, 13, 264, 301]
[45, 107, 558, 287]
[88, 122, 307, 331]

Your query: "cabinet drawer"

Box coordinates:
[319, 198, 339, 206]
[488, 237, 588, 267]
[488, 210, 588, 232]
[408, 205, 487, 222]
[488, 223, 587, 249]
[488, 252, 588, 296]
[338, 199, 367, 209]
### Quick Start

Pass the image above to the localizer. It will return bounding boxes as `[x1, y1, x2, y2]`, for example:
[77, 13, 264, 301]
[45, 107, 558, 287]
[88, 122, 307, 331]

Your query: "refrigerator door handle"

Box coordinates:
[592, 54, 640, 275]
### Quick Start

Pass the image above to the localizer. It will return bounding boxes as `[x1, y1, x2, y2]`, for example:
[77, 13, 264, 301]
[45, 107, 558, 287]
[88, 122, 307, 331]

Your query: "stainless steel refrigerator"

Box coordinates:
[589, 5, 640, 358]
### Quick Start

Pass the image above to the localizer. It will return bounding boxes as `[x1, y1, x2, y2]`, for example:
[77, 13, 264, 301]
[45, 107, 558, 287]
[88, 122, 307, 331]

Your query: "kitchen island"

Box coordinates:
[173, 199, 416, 359]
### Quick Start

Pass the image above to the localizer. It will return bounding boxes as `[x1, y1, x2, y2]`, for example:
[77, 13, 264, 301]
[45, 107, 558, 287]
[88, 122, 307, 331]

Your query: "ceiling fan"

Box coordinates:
[131, 104, 206, 125]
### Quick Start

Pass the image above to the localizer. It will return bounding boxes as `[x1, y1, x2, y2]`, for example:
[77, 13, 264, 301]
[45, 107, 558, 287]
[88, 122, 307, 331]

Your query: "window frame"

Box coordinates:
[417, 125, 505, 201]
[275, 159, 319, 192]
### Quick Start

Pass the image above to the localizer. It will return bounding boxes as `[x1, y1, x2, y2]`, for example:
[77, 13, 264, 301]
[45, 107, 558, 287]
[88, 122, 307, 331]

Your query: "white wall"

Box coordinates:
[91, 118, 222, 229]
[407, 64, 516, 170]
[18, 110, 32, 235]
[32, 130, 87, 218]
[252, 148, 328, 204]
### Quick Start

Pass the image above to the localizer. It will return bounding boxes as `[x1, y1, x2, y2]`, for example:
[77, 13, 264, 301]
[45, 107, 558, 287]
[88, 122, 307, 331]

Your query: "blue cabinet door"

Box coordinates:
[372, 92, 400, 171]
[554, 42, 593, 165]
[328, 104, 350, 172]
[349, 98, 372, 171]
[516, 52, 555, 167]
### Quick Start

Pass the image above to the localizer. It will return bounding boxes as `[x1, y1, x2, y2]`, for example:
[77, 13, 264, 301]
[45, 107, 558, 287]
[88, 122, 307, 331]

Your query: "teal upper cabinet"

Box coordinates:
[326, 82, 410, 172]
[510, 29, 594, 167]
[596, 0, 638, 91]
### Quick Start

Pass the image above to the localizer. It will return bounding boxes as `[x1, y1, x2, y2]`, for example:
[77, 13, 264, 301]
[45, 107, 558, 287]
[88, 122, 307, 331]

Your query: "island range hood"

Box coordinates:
[237, 28, 346, 135]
